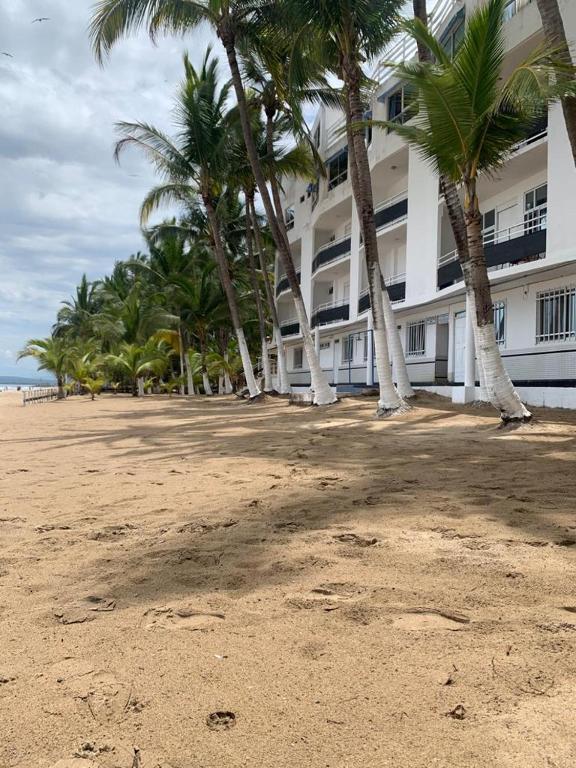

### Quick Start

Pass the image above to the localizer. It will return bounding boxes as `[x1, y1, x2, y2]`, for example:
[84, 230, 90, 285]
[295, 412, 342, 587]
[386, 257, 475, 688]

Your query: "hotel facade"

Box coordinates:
[272, 0, 576, 409]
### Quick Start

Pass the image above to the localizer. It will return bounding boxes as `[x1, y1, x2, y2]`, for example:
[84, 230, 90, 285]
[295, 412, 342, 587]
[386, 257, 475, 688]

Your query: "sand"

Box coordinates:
[1, 390, 576, 768]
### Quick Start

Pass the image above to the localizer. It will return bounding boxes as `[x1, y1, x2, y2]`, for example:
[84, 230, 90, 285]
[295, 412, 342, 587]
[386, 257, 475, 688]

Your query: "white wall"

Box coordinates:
[405, 146, 439, 303]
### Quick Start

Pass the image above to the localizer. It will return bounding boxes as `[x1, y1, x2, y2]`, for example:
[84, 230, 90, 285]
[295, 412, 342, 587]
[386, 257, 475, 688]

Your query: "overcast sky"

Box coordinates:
[0, 0, 216, 377]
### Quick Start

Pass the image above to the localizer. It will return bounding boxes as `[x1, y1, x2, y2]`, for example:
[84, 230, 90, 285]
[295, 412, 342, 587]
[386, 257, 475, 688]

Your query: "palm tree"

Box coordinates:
[90, 0, 337, 406]
[535, 0, 576, 165]
[106, 340, 171, 396]
[17, 335, 70, 398]
[54, 274, 101, 341]
[280, 0, 414, 415]
[385, 0, 576, 421]
[114, 50, 261, 399]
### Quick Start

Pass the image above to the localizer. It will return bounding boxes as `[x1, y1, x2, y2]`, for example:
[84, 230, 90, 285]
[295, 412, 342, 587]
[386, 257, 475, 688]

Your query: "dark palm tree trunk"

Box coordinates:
[343, 59, 412, 409]
[203, 195, 260, 399]
[57, 375, 65, 399]
[244, 203, 272, 392]
[218, 27, 335, 405]
[463, 181, 529, 420]
[536, 0, 576, 165]
[248, 196, 290, 394]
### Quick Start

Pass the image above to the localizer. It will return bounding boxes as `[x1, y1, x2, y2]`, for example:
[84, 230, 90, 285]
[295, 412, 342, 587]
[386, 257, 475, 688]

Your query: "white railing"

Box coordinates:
[513, 127, 548, 153]
[374, 190, 408, 214]
[359, 273, 407, 306]
[438, 206, 547, 267]
[280, 317, 299, 327]
[315, 232, 351, 257]
[372, 0, 462, 86]
[326, 116, 346, 148]
[313, 297, 350, 314]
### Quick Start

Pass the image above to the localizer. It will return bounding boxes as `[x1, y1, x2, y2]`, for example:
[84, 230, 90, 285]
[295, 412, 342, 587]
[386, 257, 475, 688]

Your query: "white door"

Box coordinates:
[496, 203, 518, 243]
[319, 342, 332, 368]
[454, 312, 466, 383]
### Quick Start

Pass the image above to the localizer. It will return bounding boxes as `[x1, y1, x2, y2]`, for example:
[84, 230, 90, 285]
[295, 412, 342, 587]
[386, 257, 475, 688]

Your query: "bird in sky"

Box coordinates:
[1, 52, 14, 57]
[31, 17, 50, 23]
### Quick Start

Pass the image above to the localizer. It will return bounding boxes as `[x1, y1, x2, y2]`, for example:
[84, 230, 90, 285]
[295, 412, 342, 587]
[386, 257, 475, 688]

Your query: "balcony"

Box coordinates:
[276, 272, 301, 297]
[358, 273, 407, 313]
[280, 318, 300, 337]
[312, 235, 352, 274]
[311, 299, 350, 328]
[437, 206, 547, 290]
[374, 192, 408, 232]
[514, 115, 548, 153]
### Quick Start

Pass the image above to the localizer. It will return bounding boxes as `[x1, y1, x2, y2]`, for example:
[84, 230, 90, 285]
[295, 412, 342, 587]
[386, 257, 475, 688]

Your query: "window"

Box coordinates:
[327, 149, 348, 190]
[293, 346, 304, 369]
[524, 184, 547, 233]
[387, 86, 417, 127]
[482, 209, 496, 244]
[314, 124, 321, 148]
[284, 206, 295, 231]
[536, 287, 576, 343]
[364, 109, 373, 147]
[307, 179, 319, 209]
[407, 320, 426, 357]
[319, 342, 330, 351]
[342, 336, 354, 363]
[503, 0, 519, 21]
[440, 14, 465, 58]
[493, 301, 506, 346]
[362, 333, 369, 362]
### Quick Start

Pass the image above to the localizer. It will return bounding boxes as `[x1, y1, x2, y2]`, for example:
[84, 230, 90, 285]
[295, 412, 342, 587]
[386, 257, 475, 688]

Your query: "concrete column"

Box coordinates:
[333, 339, 340, 387]
[455, 295, 476, 404]
[300, 224, 314, 316]
[405, 146, 440, 304]
[366, 313, 374, 386]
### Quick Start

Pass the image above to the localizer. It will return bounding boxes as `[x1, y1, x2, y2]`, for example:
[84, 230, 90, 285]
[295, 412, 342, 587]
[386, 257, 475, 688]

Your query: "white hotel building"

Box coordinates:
[272, 0, 576, 409]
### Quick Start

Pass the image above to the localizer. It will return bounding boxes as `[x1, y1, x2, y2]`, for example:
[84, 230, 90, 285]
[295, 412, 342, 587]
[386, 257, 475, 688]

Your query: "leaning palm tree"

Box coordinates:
[280, 0, 414, 415]
[114, 51, 261, 399]
[385, 0, 576, 421]
[17, 335, 70, 399]
[535, 0, 576, 165]
[90, 0, 337, 405]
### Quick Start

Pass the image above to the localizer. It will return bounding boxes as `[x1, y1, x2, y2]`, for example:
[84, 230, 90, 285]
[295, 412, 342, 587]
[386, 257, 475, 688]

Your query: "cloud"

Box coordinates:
[0, 0, 217, 376]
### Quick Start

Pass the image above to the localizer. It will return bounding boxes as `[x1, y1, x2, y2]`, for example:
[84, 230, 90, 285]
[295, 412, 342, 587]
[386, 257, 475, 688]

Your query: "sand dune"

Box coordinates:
[1, 391, 576, 768]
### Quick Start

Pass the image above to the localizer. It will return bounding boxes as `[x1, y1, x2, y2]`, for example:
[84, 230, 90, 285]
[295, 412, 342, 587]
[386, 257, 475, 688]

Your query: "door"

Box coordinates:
[435, 317, 449, 382]
[496, 202, 518, 243]
[453, 311, 466, 383]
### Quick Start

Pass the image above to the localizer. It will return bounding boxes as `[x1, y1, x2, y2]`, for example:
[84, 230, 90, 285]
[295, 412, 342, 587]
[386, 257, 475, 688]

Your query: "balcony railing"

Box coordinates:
[372, 0, 461, 86]
[504, 0, 532, 21]
[276, 271, 301, 297]
[312, 235, 352, 273]
[280, 318, 300, 337]
[514, 115, 548, 152]
[437, 206, 547, 289]
[358, 273, 407, 313]
[374, 192, 408, 231]
[311, 299, 350, 328]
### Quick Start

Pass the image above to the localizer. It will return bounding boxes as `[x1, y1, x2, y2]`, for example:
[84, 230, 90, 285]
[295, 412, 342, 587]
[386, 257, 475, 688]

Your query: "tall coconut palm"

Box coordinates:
[535, 0, 576, 165]
[385, 0, 576, 421]
[114, 51, 261, 398]
[17, 335, 70, 398]
[90, 0, 337, 406]
[54, 274, 101, 341]
[280, 0, 414, 415]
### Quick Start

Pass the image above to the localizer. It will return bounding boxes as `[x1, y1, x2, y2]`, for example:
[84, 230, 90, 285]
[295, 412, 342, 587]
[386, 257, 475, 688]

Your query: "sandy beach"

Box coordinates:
[1, 390, 576, 768]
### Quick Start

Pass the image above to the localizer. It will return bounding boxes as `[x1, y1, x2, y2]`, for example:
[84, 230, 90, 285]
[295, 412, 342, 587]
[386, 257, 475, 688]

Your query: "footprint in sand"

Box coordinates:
[393, 608, 471, 631]
[333, 533, 378, 547]
[311, 582, 366, 600]
[145, 606, 225, 631]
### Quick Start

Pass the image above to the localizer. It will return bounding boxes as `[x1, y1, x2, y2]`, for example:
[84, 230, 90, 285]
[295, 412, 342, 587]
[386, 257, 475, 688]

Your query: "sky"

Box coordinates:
[0, 0, 216, 377]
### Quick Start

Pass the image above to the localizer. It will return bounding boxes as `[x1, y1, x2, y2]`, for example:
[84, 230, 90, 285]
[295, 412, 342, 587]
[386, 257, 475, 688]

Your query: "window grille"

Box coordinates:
[493, 301, 506, 346]
[327, 149, 348, 191]
[407, 320, 426, 357]
[536, 287, 576, 343]
[293, 347, 304, 369]
[342, 336, 354, 363]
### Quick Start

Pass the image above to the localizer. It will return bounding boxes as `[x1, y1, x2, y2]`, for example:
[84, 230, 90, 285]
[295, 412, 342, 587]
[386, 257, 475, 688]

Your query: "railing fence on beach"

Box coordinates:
[22, 387, 62, 406]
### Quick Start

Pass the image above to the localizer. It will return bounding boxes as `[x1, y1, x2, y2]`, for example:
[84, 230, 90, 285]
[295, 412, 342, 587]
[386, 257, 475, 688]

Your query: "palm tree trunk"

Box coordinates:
[536, 0, 576, 165]
[202, 370, 213, 396]
[463, 183, 530, 421]
[203, 196, 261, 400]
[178, 327, 186, 395]
[249, 197, 290, 394]
[184, 352, 196, 395]
[245, 204, 273, 392]
[57, 376, 65, 400]
[219, 31, 335, 405]
[343, 68, 408, 411]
